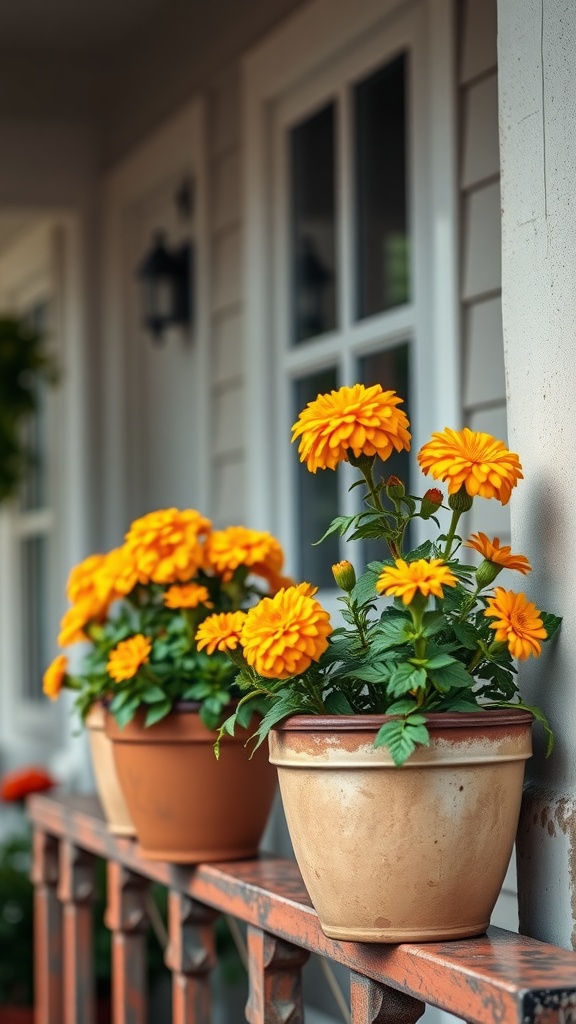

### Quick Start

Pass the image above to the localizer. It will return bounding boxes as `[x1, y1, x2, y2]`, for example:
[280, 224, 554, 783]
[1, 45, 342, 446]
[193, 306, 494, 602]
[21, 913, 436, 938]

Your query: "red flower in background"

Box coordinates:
[1, 766, 56, 802]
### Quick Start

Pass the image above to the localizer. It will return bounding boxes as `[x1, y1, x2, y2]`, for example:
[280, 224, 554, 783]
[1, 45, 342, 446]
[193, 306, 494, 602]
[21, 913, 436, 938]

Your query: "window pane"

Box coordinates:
[290, 104, 337, 344]
[20, 535, 50, 701]
[294, 368, 340, 587]
[359, 344, 411, 562]
[355, 55, 409, 318]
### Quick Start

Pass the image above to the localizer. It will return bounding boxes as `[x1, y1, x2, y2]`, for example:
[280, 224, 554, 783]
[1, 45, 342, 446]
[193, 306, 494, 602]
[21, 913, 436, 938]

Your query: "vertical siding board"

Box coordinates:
[208, 69, 246, 521]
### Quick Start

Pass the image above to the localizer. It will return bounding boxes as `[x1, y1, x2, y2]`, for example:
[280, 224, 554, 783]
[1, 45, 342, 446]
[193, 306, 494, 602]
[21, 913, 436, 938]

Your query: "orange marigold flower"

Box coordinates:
[484, 588, 547, 660]
[164, 583, 213, 609]
[66, 553, 107, 604]
[57, 602, 94, 646]
[1, 766, 56, 802]
[195, 611, 247, 655]
[465, 533, 532, 574]
[107, 634, 152, 683]
[94, 546, 139, 604]
[124, 508, 211, 584]
[43, 654, 68, 700]
[241, 587, 332, 679]
[376, 558, 458, 605]
[291, 384, 411, 473]
[417, 427, 523, 505]
[205, 526, 285, 582]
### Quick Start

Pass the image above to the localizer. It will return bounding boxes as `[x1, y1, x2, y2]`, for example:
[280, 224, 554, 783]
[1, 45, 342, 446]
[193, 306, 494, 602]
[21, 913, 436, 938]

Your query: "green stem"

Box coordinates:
[442, 509, 462, 561]
[359, 463, 402, 559]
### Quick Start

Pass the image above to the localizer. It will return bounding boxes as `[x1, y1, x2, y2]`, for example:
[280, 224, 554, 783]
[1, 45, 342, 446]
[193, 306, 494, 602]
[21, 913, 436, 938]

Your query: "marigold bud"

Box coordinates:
[475, 559, 501, 589]
[385, 476, 405, 500]
[448, 485, 474, 514]
[332, 560, 356, 592]
[420, 487, 443, 519]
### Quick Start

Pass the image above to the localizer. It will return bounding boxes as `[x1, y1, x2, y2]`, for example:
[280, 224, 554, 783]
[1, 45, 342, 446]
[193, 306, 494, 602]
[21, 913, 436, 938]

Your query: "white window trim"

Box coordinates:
[242, 0, 459, 543]
[0, 213, 88, 748]
[101, 97, 210, 540]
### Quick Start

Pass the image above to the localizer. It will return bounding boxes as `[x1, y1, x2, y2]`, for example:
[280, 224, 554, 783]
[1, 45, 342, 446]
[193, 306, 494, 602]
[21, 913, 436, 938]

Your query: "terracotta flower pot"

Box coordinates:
[86, 703, 136, 837]
[105, 704, 277, 863]
[269, 709, 533, 943]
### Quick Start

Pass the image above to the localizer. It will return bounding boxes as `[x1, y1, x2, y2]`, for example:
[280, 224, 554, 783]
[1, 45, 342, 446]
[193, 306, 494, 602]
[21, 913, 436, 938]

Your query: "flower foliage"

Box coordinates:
[212, 384, 560, 766]
[43, 508, 288, 730]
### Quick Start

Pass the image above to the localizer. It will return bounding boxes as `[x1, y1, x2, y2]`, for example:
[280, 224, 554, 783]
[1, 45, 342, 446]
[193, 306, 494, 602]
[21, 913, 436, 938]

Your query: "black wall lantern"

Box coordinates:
[137, 231, 193, 344]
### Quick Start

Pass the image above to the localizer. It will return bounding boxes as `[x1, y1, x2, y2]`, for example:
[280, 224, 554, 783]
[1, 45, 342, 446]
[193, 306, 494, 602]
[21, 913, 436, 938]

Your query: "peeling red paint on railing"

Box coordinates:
[28, 793, 576, 1024]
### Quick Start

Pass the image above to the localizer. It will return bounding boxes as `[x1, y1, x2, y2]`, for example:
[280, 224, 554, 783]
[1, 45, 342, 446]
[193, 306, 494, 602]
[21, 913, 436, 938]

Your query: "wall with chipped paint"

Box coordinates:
[498, 0, 576, 950]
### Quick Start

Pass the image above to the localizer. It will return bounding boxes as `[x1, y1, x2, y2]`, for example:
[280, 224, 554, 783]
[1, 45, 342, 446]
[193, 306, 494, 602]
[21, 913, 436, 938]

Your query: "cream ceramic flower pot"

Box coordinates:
[86, 703, 136, 837]
[269, 709, 532, 943]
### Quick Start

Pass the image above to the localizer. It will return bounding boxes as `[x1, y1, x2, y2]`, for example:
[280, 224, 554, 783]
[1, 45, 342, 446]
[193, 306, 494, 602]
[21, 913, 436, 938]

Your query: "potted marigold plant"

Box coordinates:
[43, 508, 286, 861]
[200, 384, 560, 943]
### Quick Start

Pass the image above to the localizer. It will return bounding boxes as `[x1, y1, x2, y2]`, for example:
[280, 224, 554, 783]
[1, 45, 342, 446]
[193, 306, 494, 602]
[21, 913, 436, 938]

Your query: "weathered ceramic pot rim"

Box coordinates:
[274, 708, 533, 732]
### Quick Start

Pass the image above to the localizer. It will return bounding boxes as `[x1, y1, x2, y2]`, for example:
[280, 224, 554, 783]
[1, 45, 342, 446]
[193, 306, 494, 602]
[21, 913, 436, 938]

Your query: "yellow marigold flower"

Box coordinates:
[266, 572, 297, 595]
[164, 583, 213, 609]
[107, 634, 152, 683]
[376, 558, 458, 605]
[57, 602, 94, 646]
[43, 654, 68, 700]
[124, 508, 211, 585]
[417, 427, 523, 505]
[241, 587, 332, 679]
[465, 533, 532, 574]
[195, 611, 247, 655]
[66, 553, 107, 604]
[484, 588, 547, 660]
[205, 526, 285, 582]
[291, 383, 411, 473]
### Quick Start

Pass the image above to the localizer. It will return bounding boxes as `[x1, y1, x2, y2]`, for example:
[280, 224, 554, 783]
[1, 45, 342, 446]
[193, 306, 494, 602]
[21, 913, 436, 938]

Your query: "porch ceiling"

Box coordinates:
[0, 0, 307, 165]
[0, 0, 167, 50]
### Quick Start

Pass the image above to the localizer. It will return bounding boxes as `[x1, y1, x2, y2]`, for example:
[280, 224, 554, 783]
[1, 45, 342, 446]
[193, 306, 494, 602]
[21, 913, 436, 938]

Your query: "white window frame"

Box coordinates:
[243, 0, 459, 576]
[0, 214, 87, 750]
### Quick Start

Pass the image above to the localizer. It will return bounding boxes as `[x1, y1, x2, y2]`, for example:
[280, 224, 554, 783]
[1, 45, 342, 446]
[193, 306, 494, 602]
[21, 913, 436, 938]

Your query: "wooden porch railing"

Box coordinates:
[28, 793, 576, 1024]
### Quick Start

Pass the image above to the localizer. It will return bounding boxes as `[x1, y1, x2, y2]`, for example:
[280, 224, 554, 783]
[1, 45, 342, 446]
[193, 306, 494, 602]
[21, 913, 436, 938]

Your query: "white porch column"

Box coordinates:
[498, 0, 576, 949]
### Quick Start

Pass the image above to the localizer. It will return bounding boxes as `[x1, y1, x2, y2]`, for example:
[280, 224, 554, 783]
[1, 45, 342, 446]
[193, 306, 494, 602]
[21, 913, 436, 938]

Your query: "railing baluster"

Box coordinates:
[165, 890, 218, 1024]
[350, 972, 425, 1024]
[246, 925, 310, 1024]
[32, 830, 63, 1024]
[57, 840, 97, 1024]
[105, 861, 149, 1024]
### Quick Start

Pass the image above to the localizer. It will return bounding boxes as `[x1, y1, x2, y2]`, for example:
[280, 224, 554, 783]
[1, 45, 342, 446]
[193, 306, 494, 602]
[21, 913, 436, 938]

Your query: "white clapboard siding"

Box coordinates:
[208, 67, 247, 526]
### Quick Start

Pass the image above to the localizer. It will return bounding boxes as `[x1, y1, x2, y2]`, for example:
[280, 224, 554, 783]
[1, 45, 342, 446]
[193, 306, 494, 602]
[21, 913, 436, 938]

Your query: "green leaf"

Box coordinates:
[374, 716, 430, 766]
[421, 611, 445, 638]
[313, 514, 357, 546]
[425, 653, 458, 671]
[451, 619, 480, 650]
[385, 699, 420, 715]
[112, 697, 140, 729]
[374, 617, 412, 648]
[141, 685, 168, 704]
[541, 612, 562, 643]
[389, 663, 427, 697]
[144, 699, 172, 727]
[324, 691, 354, 714]
[428, 660, 474, 692]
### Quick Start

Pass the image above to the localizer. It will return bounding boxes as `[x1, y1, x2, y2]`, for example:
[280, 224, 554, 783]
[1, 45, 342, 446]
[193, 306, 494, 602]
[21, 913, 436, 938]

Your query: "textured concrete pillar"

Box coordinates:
[498, 0, 576, 949]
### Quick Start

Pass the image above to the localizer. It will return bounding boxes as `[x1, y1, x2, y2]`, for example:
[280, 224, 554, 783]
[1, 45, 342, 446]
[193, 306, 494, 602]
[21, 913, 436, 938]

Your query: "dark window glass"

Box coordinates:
[290, 104, 337, 344]
[294, 368, 340, 587]
[359, 343, 411, 563]
[355, 55, 409, 318]
[21, 535, 50, 700]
